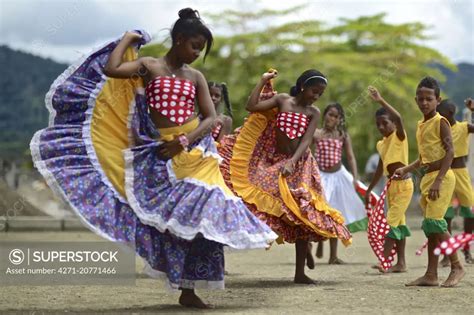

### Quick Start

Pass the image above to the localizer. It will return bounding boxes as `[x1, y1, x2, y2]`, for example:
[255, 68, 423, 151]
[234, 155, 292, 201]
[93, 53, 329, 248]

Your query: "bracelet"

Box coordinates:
[178, 134, 189, 151]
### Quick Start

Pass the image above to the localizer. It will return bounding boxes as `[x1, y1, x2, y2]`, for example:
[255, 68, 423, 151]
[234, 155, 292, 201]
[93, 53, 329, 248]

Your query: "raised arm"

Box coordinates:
[103, 32, 152, 78]
[368, 86, 405, 140]
[246, 72, 280, 112]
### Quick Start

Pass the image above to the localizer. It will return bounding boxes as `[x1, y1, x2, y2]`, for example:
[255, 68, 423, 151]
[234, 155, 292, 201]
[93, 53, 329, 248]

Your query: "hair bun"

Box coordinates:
[289, 85, 298, 97]
[178, 8, 200, 20]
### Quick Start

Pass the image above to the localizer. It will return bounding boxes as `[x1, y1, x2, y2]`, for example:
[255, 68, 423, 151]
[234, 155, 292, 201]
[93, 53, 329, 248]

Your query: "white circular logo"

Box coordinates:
[9, 249, 25, 265]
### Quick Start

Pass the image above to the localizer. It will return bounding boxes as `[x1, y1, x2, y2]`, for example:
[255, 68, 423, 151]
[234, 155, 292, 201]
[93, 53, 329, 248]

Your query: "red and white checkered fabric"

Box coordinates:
[146, 76, 196, 125]
[315, 138, 343, 170]
[366, 180, 396, 270]
[276, 112, 309, 139]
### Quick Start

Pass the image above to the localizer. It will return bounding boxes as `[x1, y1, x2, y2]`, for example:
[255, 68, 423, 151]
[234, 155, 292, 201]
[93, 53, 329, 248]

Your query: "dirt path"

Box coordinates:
[0, 230, 472, 314]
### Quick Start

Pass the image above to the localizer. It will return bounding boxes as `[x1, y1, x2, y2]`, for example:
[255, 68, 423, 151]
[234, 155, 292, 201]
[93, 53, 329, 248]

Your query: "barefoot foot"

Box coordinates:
[294, 274, 317, 284]
[328, 257, 345, 265]
[391, 264, 407, 273]
[405, 275, 439, 287]
[179, 290, 214, 309]
[441, 266, 466, 288]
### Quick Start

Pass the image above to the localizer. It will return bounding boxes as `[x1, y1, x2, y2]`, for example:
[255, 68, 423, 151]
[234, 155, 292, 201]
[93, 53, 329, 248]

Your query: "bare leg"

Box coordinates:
[315, 241, 324, 258]
[440, 218, 453, 267]
[406, 235, 439, 286]
[306, 242, 315, 269]
[377, 237, 396, 273]
[328, 238, 345, 264]
[392, 238, 407, 273]
[294, 239, 316, 284]
[440, 232, 466, 287]
[179, 289, 213, 309]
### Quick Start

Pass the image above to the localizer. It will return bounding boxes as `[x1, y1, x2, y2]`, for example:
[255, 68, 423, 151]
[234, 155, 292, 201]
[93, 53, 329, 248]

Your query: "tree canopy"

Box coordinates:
[141, 7, 456, 170]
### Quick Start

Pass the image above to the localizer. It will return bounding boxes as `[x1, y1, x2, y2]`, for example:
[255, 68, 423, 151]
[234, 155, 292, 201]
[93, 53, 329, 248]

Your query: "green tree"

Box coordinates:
[141, 7, 455, 172]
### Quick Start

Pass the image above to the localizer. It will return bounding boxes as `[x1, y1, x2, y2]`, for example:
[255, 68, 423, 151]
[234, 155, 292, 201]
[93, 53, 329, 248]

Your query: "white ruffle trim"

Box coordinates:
[123, 149, 277, 249]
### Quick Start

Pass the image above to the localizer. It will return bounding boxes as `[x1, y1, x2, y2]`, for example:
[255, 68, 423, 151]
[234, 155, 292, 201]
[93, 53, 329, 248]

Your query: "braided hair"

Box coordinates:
[323, 102, 347, 136]
[208, 81, 233, 118]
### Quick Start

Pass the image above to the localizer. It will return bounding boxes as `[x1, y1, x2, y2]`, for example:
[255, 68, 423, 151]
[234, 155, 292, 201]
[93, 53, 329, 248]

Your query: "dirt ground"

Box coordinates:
[0, 229, 472, 315]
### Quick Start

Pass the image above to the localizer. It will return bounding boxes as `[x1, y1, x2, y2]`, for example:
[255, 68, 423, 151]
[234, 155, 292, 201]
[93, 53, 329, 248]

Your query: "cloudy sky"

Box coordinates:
[1, 0, 472, 64]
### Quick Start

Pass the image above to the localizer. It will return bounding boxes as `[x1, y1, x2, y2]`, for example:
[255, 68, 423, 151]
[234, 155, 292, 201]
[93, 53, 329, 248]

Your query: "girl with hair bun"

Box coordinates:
[31, 7, 277, 309]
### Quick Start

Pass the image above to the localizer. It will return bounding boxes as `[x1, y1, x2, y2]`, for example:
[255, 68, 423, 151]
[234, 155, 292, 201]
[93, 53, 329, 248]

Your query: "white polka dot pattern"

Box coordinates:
[146, 76, 196, 125]
[276, 112, 309, 139]
[365, 180, 396, 270]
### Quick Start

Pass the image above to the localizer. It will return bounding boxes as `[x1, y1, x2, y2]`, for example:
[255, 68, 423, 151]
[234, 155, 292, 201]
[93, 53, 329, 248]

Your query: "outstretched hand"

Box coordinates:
[368, 86, 383, 102]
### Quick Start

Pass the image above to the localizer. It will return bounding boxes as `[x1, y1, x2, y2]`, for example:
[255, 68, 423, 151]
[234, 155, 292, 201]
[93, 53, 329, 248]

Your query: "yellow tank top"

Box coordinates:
[416, 113, 450, 164]
[376, 131, 409, 176]
[451, 121, 469, 158]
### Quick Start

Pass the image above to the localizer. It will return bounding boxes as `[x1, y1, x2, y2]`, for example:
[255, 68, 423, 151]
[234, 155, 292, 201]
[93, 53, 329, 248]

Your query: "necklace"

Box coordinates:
[164, 57, 184, 78]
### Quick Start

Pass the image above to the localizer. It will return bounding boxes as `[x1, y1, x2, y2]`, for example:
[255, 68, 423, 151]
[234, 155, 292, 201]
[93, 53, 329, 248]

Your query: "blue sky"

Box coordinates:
[0, 0, 473, 64]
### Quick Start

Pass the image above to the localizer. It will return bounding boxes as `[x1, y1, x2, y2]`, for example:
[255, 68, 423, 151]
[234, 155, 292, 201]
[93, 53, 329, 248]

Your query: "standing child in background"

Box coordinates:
[209, 81, 233, 142]
[366, 86, 414, 273]
[394, 77, 465, 287]
[313, 103, 367, 264]
[436, 98, 474, 266]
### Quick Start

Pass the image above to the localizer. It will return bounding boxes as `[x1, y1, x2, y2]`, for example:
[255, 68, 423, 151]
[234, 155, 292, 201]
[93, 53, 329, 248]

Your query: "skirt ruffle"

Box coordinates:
[320, 166, 368, 233]
[218, 110, 352, 245]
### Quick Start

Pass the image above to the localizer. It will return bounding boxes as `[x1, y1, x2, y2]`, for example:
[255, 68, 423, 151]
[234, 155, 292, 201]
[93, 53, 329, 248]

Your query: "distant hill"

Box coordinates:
[0, 45, 473, 161]
[0, 45, 67, 159]
[435, 62, 474, 120]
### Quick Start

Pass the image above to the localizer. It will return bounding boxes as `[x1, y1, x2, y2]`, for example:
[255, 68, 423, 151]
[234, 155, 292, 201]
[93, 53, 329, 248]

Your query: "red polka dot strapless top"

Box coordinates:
[276, 111, 309, 139]
[146, 76, 196, 125]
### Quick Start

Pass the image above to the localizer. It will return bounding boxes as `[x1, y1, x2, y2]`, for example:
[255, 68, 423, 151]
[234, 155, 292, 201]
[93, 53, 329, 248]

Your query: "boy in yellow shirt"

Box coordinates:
[394, 77, 465, 287]
[437, 98, 474, 265]
[366, 86, 414, 273]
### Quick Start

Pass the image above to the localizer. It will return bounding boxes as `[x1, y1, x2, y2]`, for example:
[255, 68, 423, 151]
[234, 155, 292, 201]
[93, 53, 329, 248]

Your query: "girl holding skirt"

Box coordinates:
[218, 69, 352, 284]
[30, 8, 276, 309]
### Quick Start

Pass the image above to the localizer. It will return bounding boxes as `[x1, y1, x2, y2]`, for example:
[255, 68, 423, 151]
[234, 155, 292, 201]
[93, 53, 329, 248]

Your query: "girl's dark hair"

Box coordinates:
[208, 81, 233, 118]
[290, 69, 327, 97]
[437, 99, 457, 115]
[375, 107, 397, 122]
[375, 107, 388, 117]
[323, 102, 346, 135]
[417, 76, 440, 98]
[171, 8, 213, 60]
